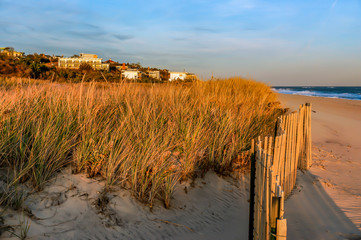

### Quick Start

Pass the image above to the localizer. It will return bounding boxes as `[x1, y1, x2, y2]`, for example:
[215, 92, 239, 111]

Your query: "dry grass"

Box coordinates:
[0, 77, 283, 208]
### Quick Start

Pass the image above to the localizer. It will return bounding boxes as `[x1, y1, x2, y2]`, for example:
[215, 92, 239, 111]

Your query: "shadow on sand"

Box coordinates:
[285, 171, 361, 240]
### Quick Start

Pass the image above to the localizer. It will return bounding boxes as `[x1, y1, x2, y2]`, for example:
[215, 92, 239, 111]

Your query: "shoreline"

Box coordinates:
[277, 92, 361, 104]
[272, 85, 361, 101]
[279, 93, 361, 239]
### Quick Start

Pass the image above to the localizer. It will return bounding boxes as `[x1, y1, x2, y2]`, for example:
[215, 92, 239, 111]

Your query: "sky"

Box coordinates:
[1, 0, 361, 86]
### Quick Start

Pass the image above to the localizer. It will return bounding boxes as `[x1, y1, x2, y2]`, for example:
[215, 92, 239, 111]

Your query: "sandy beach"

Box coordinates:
[1, 170, 250, 239]
[279, 93, 361, 239]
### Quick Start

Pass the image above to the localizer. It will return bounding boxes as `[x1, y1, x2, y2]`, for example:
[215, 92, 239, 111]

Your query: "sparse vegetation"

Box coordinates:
[0, 77, 283, 209]
[7, 212, 30, 240]
[0, 53, 170, 82]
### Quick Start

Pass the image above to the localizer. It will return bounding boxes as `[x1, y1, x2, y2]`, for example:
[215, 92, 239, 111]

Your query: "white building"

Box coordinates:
[58, 53, 109, 71]
[169, 72, 187, 81]
[122, 69, 140, 80]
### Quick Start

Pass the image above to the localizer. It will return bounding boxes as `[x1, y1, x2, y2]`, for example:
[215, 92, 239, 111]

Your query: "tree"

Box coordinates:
[79, 63, 93, 72]
[30, 61, 41, 78]
[4, 46, 14, 52]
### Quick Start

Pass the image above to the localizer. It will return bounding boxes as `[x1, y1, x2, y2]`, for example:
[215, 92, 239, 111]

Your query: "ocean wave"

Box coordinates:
[273, 88, 361, 100]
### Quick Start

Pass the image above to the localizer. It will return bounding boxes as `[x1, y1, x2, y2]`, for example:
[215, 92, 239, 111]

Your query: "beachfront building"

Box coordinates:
[148, 70, 160, 80]
[122, 69, 140, 80]
[0, 47, 24, 57]
[58, 53, 109, 71]
[169, 72, 187, 81]
[169, 72, 197, 81]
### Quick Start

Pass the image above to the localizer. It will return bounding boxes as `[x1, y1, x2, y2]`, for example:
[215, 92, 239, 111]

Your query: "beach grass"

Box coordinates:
[0, 77, 283, 208]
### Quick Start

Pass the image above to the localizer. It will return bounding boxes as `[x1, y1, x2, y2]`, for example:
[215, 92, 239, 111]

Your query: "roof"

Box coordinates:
[170, 72, 187, 74]
[59, 57, 103, 60]
[104, 59, 116, 63]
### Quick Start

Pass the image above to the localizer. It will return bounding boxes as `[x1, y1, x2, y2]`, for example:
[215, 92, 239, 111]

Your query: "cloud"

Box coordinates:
[172, 37, 188, 41]
[192, 27, 219, 33]
[0, 21, 34, 36]
[113, 34, 134, 41]
[64, 28, 107, 40]
[76, 23, 100, 30]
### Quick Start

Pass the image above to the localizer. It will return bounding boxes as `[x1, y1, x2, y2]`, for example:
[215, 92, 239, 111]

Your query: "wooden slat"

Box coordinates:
[279, 125, 286, 186]
[284, 114, 291, 195]
[276, 219, 287, 240]
[291, 113, 297, 189]
[264, 150, 271, 240]
[307, 104, 310, 168]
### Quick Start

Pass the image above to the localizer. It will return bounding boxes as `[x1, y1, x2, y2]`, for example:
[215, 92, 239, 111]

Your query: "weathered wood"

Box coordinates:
[298, 105, 305, 169]
[307, 105, 310, 168]
[276, 219, 287, 240]
[264, 152, 271, 240]
[284, 114, 291, 195]
[291, 114, 296, 189]
[278, 128, 286, 187]
[273, 135, 280, 175]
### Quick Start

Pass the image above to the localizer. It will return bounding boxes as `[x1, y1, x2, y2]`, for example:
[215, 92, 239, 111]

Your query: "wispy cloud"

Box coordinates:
[113, 34, 134, 41]
[172, 37, 188, 41]
[64, 30, 106, 39]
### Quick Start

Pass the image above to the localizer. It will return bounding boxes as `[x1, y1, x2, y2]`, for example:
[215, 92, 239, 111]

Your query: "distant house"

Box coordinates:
[169, 72, 187, 81]
[148, 70, 160, 80]
[122, 69, 140, 80]
[58, 53, 109, 71]
[0, 47, 24, 57]
[169, 72, 198, 81]
[105, 59, 125, 71]
[104, 59, 116, 64]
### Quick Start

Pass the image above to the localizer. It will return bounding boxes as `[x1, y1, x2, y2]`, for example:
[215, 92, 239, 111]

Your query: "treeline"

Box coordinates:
[0, 53, 180, 83]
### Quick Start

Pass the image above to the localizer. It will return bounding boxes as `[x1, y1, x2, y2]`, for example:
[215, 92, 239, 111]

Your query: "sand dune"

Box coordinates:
[1, 169, 250, 239]
[2, 93, 361, 239]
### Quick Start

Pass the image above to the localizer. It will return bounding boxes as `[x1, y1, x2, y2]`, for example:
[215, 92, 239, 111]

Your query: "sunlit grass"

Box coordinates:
[0, 77, 283, 208]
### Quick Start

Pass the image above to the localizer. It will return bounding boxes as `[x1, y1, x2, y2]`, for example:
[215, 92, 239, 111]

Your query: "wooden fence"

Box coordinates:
[249, 103, 312, 240]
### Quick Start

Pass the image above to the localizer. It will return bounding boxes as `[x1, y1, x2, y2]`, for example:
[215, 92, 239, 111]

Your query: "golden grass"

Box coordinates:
[0, 77, 283, 208]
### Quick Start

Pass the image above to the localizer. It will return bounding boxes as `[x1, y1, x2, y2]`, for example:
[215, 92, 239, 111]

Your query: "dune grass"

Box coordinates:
[0, 77, 283, 208]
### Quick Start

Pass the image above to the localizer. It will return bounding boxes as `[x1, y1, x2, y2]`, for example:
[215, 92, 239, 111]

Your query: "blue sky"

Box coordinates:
[1, 0, 360, 85]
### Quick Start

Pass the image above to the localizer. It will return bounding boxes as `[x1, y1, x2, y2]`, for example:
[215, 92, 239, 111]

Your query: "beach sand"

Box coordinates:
[279, 94, 361, 239]
[1, 169, 250, 240]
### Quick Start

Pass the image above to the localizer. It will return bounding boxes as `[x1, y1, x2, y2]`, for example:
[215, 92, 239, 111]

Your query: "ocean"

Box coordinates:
[272, 86, 361, 101]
